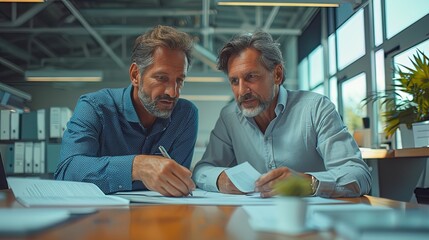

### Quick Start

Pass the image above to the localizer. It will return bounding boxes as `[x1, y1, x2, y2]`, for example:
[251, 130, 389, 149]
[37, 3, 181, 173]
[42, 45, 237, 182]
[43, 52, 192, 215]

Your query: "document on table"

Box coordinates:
[7, 177, 129, 207]
[115, 189, 349, 206]
[116, 189, 273, 205]
[0, 209, 71, 235]
[312, 207, 429, 240]
[240, 203, 391, 234]
[224, 161, 261, 193]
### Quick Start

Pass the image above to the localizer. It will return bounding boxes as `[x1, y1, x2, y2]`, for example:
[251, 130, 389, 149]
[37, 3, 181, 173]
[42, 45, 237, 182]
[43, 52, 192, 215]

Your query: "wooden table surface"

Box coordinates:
[360, 147, 429, 159]
[0, 189, 426, 240]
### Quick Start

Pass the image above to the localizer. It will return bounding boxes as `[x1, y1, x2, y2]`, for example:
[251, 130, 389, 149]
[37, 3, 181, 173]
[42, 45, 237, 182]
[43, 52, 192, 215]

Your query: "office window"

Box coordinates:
[373, 0, 383, 46]
[341, 73, 367, 133]
[375, 49, 386, 93]
[392, 40, 429, 103]
[298, 58, 309, 90]
[337, 9, 365, 70]
[312, 85, 324, 95]
[393, 40, 429, 69]
[375, 49, 386, 135]
[308, 46, 324, 89]
[385, 0, 429, 39]
[329, 76, 338, 109]
[328, 34, 337, 76]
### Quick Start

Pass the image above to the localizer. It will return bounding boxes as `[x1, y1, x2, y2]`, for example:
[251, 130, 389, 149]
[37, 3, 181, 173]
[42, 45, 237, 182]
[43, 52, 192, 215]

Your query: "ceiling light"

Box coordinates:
[0, 0, 45, 2]
[186, 72, 226, 83]
[186, 77, 225, 83]
[217, 0, 340, 7]
[181, 95, 232, 101]
[25, 70, 103, 82]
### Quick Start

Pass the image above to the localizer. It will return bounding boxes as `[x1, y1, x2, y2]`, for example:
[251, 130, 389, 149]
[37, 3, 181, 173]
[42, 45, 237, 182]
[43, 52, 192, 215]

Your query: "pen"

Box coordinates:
[158, 146, 193, 197]
[158, 145, 171, 159]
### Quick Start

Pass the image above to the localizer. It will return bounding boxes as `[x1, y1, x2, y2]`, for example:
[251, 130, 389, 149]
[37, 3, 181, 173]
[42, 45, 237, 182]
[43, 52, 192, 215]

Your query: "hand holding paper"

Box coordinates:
[224, 162, 261, 193]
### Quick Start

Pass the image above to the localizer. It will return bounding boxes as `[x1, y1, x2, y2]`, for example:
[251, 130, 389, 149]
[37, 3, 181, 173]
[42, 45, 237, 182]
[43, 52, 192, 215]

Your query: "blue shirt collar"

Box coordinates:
[124, 84, 140, 123]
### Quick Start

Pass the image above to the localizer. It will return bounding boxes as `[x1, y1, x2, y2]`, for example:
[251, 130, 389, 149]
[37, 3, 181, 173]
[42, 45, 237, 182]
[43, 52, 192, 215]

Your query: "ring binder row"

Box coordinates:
[0, 107, 72, 175]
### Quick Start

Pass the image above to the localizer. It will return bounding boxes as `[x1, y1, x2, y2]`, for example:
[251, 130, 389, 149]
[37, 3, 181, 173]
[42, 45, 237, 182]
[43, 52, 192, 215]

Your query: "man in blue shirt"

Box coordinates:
[55, 25, 198, 196]
[193, 31, 371, 198]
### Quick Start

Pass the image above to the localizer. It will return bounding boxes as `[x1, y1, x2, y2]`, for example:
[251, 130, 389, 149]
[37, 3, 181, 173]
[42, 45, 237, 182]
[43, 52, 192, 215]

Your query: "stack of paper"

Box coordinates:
[7, 177, 129, 207]
[115, 189, 274, 205]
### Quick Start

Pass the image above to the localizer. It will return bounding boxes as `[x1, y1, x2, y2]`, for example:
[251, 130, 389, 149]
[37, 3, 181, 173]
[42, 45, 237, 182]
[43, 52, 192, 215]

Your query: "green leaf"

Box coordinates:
[360, 49, 429, 138]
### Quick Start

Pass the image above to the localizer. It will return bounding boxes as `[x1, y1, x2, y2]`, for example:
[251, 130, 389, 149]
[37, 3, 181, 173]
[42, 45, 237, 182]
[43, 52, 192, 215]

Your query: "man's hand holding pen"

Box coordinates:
[159, 146, 194, 197]
[131, 148, 195, 197]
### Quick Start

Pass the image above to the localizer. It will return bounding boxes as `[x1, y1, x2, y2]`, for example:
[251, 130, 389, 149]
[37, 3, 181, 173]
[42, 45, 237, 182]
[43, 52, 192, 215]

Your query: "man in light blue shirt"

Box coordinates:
[193, 31, 371, 198]
[55, 26, 197, 196]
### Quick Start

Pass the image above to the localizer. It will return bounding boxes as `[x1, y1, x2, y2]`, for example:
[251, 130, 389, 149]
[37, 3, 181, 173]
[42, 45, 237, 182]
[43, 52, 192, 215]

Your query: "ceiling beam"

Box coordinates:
[0, 26, 302, 35]
[32, 38, 57, 58]
[79, 8, 217, 17]
[192, 44, 218, 71]
[61, 0, 126, 69]
[0, 37, 35, 61]
[0, 1, 51, 27]
[0, 57, 24, 74]
[263, 6, 280, 31]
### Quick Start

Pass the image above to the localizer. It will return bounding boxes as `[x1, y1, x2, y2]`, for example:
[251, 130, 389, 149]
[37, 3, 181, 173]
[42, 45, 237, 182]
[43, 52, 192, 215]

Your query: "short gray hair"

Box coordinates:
[217, 31, 285, 84]
[131, 25, 194, 76]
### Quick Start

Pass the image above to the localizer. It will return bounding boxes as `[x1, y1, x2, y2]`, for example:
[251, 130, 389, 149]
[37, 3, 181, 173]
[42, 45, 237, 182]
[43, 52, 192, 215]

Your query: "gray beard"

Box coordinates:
[138, 89, 175, 119]
[240, 103, 267, 117]
[238, 92, 273, 118]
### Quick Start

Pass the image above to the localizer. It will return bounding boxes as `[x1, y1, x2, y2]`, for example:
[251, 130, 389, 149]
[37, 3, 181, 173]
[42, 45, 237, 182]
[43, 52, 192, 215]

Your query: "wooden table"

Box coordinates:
[0, 190, 425, 240]
[360, 147, 429, 202]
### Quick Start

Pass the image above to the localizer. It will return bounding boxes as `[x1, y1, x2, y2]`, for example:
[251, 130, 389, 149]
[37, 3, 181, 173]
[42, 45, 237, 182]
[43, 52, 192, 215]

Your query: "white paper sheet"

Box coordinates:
[224, 162, 261, 193]
[115, 189, 349, 206]
[116, 189, 272, 205]
[0, 209, 70, 234]
[241, 203, 391, 234]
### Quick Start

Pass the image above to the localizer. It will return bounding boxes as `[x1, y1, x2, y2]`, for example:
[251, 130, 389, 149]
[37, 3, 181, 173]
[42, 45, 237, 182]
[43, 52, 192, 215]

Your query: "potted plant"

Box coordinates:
[362, 49, 429, 141]
[273, 175, 312, 234]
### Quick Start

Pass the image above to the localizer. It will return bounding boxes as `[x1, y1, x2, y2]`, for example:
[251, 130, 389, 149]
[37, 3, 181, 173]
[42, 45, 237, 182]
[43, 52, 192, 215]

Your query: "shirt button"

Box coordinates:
[119, 185, 123, 189]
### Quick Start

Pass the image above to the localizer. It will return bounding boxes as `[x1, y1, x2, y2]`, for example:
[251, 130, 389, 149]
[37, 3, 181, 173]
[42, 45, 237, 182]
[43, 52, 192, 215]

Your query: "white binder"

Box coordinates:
[24, 142, 33, 173]
[0, 110, 11, 140]
[49, 107, 61, 138]
[33, 142, 41, 173]
[60, 107, 72, 138]
[13, 142, 25, 173]
[10, 111, 20, 140]
[37, 109, 46, 140]
[40, 141, 46, 174]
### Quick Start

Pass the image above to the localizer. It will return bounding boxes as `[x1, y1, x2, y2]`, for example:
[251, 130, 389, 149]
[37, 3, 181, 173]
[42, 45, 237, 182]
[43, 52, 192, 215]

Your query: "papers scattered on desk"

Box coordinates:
[0, 209, 70, 235]
[241, 203, 390, 236]
[225, 162, 261, 193]
[115, 189, 349, 205]
[7, 177, 129, 207]
[316, 208, 429, 240]
[116, 189, 273, 205]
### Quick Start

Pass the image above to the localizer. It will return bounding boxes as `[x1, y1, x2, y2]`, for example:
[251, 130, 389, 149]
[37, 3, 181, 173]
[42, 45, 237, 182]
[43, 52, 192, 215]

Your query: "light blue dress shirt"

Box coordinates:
[193, 86, 371, 197]
[55, 84, 198, 194]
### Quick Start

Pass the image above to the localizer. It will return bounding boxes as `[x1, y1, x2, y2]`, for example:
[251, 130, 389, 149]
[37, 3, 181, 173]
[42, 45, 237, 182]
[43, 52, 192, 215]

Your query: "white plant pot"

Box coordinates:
[399, 124, 414, 148]
[412, 121, 429, 147]
[275, 197, 307, 234]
